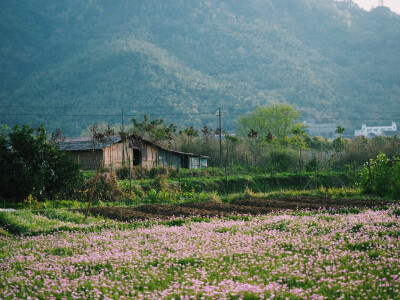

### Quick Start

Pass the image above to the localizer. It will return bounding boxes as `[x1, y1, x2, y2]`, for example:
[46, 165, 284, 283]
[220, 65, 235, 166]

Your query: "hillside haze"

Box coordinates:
[1, 0, 400, 135]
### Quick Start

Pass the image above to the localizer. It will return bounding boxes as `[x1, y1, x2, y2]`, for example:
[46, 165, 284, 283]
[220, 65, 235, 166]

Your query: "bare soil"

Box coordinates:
[82, 197, 392, 222]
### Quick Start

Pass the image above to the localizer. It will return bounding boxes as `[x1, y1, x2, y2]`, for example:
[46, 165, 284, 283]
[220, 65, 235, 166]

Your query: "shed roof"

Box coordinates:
[130, 134, 210, 159]
[58, 134, 210, 159]
[57, 136, 122, 151]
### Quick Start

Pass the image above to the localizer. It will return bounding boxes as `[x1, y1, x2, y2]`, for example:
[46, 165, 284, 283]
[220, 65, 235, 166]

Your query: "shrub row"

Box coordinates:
[121, 172, 354, 195]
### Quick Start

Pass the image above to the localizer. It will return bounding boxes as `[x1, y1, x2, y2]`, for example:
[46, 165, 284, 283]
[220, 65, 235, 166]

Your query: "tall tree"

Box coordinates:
[238, 104, 305, 142]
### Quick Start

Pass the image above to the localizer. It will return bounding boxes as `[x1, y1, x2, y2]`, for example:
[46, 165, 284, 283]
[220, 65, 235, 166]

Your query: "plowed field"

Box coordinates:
[83, 197, 391, 221]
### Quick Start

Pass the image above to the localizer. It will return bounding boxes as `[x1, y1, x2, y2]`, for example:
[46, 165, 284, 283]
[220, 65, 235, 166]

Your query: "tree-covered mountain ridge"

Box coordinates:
[1, 0, 400, 135]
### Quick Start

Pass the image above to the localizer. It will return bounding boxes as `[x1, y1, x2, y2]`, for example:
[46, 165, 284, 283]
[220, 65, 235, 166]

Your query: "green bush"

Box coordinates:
[0, 124, 83, 202]
[131, 166, 150, 180]
[269, 150, 297, 172]
[305, 157, 318, 172]
[116, 166, 130, 180]
[149, 167, 168, 178]
[153, 174, 169, 191]
[176, 172, 350, 194]
[358, 153, 400, 198]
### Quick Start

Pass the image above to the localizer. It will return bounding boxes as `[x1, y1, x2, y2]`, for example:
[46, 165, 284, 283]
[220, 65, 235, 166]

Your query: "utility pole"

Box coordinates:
[121, 108, 125, 166]
[216, 107, 223, 168]
[122, 108, 124, 130]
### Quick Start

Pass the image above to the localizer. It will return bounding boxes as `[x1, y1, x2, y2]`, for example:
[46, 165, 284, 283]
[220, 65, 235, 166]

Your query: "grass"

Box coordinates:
[0, 209, 119, 236]
[0, 208, 256, 237]
[222, 186, 367, 203]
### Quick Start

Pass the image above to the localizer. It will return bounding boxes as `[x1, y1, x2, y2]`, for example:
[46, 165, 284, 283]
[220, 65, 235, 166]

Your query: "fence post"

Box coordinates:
[225, 166, 228, 194]
[178, 166, 181, 190]
[128, 156, 132, 194]
[367, 159, 373, 189]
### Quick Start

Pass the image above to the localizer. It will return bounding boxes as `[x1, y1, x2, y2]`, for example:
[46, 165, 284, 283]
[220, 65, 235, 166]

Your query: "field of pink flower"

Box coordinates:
[1, 206, 400, 299]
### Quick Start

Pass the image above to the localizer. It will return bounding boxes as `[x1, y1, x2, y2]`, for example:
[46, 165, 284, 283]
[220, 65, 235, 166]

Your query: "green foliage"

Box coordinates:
[305, 157, 318, 172]
[269, 150, 297, 172]
[305, 136, 333, 151]
[42, 199, 83, 209]
[391, 208, 400, 218]
[333, 136, 346, 152]
[234, 105, 308, 172]
[116, 166, 130, 180]
[171, 172, 351, 195]
[343, 135, 400, 168]
[237, 104, 305, 142]
[37, 208, 90, 223]
[153, 174, 169, 191]
[144, 185, 215, 205]
[358, 153, 400, 198]
[132, 115, 177, 142]
[0, 124, 83, 202]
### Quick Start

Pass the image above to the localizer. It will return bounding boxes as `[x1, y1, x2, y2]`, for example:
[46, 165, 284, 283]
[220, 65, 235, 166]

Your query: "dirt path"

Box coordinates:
[83, 197, 392, 222]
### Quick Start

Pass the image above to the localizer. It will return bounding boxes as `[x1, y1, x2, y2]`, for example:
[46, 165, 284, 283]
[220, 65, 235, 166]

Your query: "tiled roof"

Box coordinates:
[57, 136, 122, 151]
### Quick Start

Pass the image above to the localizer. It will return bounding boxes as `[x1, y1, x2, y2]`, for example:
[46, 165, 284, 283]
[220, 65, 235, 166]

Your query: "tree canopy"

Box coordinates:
[237, 104, 306, 142]
[132, 115, 177, 143]
[0, 124, 82, 202]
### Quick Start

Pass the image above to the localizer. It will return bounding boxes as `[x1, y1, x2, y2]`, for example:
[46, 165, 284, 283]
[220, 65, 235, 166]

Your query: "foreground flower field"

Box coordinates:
[1, 206, 400, 299]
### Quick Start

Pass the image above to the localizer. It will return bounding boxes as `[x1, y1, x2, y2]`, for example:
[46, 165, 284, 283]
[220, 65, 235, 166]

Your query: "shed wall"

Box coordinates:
[104, 142, 126, 170]
[141, 144, 159, 168]
[69, 150, 103, 170]
[158, 150, 182, 167]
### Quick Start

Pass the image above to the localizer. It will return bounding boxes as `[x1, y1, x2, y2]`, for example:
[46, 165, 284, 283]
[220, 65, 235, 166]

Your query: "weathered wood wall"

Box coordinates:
[104, 142, 126, 170]
[141, 144, 159, 168]
[69, 150, 103, 170]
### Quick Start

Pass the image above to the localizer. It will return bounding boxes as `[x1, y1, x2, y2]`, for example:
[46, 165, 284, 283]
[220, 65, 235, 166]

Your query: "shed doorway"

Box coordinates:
[133, 149, 142, 166]
[181, 155, 189, 168]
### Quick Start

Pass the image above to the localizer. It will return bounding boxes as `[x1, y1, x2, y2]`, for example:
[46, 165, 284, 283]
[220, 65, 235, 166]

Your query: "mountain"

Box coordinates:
[1, 0, 400, 135]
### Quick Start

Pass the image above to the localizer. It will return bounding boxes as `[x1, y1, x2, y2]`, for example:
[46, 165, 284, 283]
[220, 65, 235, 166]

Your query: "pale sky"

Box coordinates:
[342, 0, 400, 14]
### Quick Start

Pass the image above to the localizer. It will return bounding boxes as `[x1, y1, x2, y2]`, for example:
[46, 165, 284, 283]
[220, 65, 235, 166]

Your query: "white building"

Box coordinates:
[307, 123, 337, 138]
[304, 119, 337, 138]
[354, 122, 397, 138]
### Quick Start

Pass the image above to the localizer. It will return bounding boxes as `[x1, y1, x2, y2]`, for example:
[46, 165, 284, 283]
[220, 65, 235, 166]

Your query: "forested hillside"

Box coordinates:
[1, 0, 400, 135]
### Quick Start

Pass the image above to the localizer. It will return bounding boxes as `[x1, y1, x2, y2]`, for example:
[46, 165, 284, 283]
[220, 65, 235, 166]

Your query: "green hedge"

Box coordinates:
[120, 172, 353, 194]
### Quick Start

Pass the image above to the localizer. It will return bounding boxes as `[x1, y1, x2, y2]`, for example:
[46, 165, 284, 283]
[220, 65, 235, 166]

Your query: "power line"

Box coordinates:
[0, 112, 398, 123]
[0, 112, 218, 117]
[0, 104, 233, 109]
[2, 103, 400, 113]
[1, 106, 400, 117]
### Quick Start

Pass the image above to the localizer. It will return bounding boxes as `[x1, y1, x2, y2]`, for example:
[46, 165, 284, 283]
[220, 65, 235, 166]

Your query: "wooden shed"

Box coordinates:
[128, 134, 210, 169]
[58, 136, 125, 170]
[58, 135, 209, 170]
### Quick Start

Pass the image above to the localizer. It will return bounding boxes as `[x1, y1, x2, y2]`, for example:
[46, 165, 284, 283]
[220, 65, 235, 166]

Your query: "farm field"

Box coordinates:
[1, 200, 400, 299]
[82, 196, 391, 221]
